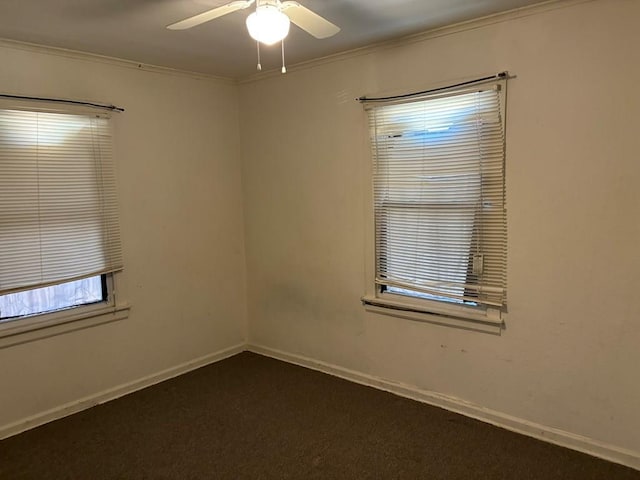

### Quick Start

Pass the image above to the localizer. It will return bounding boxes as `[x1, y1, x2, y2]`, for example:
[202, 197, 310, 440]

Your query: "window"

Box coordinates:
[363, 81, 507, 327]
[0, 105, 125, 343]
[0, 275, 106, 320]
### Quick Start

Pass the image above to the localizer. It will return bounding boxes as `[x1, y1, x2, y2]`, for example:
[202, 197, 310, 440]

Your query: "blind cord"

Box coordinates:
[281, 39, 287, 74]
[256, 41, 262, 71]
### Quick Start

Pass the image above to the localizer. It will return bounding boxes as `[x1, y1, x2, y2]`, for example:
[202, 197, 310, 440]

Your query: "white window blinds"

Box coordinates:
[366, 85, 506, 308]
[0, 108, 123, 295]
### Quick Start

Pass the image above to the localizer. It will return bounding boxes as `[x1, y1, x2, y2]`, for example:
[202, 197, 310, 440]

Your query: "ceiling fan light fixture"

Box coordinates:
[246, 5, 290, 46]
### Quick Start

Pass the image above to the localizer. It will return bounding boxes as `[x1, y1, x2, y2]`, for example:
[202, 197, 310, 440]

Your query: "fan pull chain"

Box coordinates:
[281, 38, 287, 74]
[256, 41, 262, 71]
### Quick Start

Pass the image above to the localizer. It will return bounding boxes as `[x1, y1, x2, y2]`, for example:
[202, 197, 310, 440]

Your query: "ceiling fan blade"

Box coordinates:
[166, 0, 254, 30]
[281, 2, 340, 39]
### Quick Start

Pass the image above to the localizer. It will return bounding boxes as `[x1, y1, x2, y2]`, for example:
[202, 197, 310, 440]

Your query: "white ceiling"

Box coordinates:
[0, 0, 545, 79]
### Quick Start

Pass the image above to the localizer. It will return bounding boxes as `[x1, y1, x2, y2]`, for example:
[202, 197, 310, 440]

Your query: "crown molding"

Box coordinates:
[238, 0, 596, 84]
[0, 37, 237, 86]
[0, 0, 597, 86]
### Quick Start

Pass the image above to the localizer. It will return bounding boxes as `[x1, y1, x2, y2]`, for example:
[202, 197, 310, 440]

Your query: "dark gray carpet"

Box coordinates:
[1, 352, 638, 479]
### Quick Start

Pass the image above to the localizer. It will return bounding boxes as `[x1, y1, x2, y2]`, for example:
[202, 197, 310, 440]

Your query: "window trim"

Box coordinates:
[362, 292, 503, 333]
[361, 78, 507, 332]
[0, 99, 128, 348]
[0, 269, 129, 349]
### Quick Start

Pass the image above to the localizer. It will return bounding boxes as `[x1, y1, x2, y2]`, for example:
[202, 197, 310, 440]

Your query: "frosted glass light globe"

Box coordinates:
[246, 5, 290, 46]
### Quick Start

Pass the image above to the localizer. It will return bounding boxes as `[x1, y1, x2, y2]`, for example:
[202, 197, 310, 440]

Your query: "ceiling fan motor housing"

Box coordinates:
[246, 3, 291, 45]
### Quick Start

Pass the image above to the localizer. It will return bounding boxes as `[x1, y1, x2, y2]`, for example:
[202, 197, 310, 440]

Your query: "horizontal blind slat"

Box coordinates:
[0, 108, 123, 294]
[368, 87, 506, 307]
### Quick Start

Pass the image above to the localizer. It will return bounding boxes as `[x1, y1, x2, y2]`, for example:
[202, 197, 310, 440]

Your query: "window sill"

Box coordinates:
[0, 303, 130, 349]
[362, 295, 504, 335]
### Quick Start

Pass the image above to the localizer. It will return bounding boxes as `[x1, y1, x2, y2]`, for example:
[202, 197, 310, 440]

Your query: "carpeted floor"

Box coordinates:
[1, 352, 638, 479]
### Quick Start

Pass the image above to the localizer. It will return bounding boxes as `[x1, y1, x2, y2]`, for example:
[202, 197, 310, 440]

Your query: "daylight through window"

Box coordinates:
[0, 106, 123, 323]
[365, 82, 507, 316]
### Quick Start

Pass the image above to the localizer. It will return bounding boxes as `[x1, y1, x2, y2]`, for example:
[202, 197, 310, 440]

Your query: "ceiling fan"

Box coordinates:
[167, 0, 340, 73]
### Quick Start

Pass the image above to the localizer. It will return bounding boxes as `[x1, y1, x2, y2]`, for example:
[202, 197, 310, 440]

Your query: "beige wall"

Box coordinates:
[1, 0, 639, 466]
[0, 45, 247, 428]
[240, 0, 640, 456]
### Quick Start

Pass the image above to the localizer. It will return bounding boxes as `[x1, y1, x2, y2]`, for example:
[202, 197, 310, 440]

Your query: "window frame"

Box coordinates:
[0, 274, 108, 322]
[0, 271, 129, 348]
[361, 79, 507, 333]
[0, 101, 129, 348]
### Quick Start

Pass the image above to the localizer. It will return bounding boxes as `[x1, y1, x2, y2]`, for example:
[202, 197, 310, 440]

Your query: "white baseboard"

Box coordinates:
[4, 341, 638, 472]
[0, 343, 245, 440]
[248, 343, 640, 472]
